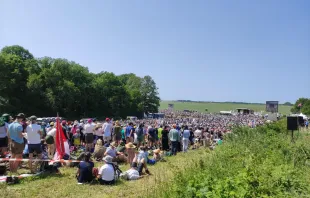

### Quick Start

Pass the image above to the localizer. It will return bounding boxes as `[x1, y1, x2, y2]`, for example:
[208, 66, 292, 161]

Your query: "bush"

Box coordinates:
[151, 120, 310, 198]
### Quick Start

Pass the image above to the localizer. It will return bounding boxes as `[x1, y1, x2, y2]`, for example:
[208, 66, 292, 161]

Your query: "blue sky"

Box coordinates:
[1, 0, 309, 103]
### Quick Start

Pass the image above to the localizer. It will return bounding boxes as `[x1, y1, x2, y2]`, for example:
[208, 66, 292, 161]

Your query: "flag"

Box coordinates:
[298, 103, 302, 107]
[55, 114, 66, 160]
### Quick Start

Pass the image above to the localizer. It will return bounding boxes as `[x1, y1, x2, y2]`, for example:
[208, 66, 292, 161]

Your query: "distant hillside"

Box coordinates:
[169, 100, 288, 105]
[160, 101, 292, 115]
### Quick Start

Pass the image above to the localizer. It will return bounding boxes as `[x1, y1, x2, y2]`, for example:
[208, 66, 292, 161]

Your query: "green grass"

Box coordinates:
[0, 150, 209, 198]
[1, 121, 308, 198]
[160, 101, 292, 115]
[146, 121, 310, 198]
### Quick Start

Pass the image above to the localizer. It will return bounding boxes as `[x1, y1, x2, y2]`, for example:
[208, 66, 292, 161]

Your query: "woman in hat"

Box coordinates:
[97, 156, 116, 185]
[125, 142, 136, 165]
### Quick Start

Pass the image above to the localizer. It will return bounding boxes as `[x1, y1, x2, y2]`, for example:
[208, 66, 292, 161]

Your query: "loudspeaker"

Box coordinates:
[287, 116, 298, 130]
[298, 116, 304, 126]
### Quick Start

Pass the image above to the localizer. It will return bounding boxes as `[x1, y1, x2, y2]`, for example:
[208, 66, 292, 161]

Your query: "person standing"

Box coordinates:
[46, 125, 56, 159]
[8, 113, 25, 173]
[169, 124, 179, 155]
[113, 121, 122, 144]
[84, 119, 94, 152]
[26, 116, 43, 173]
[161, 126, 169, 152]
[136, 123, 144, 148]
[125, 123, 134, 143]
[182, 126, 190, 152]
[103, 118, 112, 144]
[147, 125, 156, 149]
[157, 125, 163, 147]
[0, 114, 9, 157]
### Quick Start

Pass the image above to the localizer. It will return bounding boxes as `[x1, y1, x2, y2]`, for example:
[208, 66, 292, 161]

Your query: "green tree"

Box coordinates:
[140, 75, 160, 114]
[291, 98, 310, 115]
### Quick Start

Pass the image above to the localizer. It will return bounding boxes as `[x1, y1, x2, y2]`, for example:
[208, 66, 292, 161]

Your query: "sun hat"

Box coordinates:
[103, 156, 113, 164]
[110, 142, 117, 147]
[153, 149, 160, 154]
[125, 142, 136, 149]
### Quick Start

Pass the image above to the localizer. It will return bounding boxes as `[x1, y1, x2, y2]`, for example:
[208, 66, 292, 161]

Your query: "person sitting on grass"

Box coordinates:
[104, 142, 126, 163]
[97, 156, 116, 185]
[76, 152, 94, 184]
[137, 146, 151, 175]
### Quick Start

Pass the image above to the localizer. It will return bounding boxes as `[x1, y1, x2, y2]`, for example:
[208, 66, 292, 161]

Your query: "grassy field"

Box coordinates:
[160, 101, 292, 115]
[1, 122, 309, 198]
[0, 149, 209, 198]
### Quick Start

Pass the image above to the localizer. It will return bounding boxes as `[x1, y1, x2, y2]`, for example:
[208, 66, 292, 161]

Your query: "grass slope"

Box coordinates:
[148, 122, 310, 198]
[1, 122, 308, 198]
[160, 101, 292, 115]
[0, 150, 208, 198]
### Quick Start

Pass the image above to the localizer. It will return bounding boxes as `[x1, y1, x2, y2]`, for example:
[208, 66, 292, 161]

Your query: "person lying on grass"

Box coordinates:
[120, 162, 143, 180]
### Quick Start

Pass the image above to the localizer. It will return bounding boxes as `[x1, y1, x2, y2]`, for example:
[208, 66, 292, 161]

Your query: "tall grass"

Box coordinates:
[147, 120, 310, 198]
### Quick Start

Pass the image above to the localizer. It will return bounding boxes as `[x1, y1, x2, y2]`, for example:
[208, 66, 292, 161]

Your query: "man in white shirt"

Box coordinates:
[84, 119, 94, 152]
[102, 118, 112, 144]
[98, 156, 115, 185]
[26, 116, 43, 173]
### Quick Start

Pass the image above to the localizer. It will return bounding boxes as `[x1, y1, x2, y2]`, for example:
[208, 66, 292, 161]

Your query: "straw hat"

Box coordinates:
[110, 142, 117, 147]
[153, 149, 160, 154]
[125, 142, 136, 149]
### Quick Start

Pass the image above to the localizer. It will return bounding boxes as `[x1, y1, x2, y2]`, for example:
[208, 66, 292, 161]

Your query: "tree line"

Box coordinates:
[0, 45, 160, 119]
[291, 98, 310, 115]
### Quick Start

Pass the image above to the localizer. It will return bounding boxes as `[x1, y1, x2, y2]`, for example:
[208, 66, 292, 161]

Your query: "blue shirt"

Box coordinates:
[126, 126, 133, 137]
[183, 130, 190, 139]
[78, 161, 94, 183]
[8, 122, 24, 144]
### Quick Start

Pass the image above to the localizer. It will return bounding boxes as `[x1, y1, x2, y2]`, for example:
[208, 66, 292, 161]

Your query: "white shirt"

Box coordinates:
[0, 123, 8, 138]
[84, 123, 94, 134]
[194, 130, 202, 138]
[126, 169, 140, 180]
[103, 122, 112, 137]
[47, 128, 56, 137]
[26, 123, 42, 144]
[95, 128, 103, 136]
[99, 164, 115, 181]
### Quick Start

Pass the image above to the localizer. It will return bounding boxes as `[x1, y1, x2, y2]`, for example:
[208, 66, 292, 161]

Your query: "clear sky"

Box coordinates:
[1, 0, 309, 103]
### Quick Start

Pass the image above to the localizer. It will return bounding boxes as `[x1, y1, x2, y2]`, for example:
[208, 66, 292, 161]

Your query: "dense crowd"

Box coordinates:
[0, 111, 269, 184]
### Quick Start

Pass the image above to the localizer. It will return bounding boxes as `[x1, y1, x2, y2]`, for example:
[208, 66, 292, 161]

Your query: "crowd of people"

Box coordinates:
[0, 110, 267, 184]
